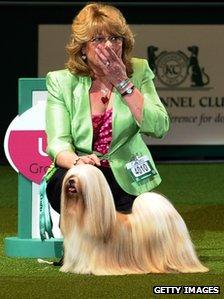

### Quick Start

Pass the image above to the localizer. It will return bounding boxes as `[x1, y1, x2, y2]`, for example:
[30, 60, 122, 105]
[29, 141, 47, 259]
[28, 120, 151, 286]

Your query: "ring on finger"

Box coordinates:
[105, 61, 110, 67]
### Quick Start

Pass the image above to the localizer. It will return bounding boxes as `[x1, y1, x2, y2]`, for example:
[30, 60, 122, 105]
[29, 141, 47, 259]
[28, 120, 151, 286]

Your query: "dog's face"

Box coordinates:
[148, 46, 158, 52]
[188, 46, 198, 55]
[65, 176, 82, 198]
[63, 165, 102, 200]
[61, 169, 86, 229]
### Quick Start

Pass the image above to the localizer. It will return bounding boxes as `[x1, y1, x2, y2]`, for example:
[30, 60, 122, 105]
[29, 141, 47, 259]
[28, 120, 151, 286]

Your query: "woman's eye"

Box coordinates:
[110, 36, 117, 42]
[93, 37, 104, 43]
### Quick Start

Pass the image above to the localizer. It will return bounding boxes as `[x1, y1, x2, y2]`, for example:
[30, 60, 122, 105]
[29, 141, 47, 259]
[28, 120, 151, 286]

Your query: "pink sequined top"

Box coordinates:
[92, 108, 112, 167]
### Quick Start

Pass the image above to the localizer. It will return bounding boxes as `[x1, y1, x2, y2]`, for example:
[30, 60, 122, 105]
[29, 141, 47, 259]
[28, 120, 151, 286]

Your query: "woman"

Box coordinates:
[45, 3, 169, 218]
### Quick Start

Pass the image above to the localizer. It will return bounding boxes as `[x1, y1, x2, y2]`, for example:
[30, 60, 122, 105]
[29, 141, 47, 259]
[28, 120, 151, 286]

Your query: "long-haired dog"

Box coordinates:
[60, 164, 208, 275]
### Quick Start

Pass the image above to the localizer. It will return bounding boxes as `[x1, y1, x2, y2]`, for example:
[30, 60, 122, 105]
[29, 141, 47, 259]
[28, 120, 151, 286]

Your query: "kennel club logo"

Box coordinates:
[4, 101, 52, 184]
[147, 45, 210, 88]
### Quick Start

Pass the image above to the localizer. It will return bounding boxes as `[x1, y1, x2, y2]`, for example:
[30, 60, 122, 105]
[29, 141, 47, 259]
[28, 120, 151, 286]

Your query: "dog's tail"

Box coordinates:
[131, 192, 208, 273]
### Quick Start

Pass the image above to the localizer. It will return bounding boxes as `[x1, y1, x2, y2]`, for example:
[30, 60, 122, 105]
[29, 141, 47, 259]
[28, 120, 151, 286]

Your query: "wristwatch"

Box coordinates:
[121, 85, 135, 97]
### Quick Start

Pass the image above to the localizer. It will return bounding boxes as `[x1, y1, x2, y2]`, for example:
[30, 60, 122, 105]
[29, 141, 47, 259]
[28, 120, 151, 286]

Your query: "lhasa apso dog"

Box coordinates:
[60, 164, 208, 275]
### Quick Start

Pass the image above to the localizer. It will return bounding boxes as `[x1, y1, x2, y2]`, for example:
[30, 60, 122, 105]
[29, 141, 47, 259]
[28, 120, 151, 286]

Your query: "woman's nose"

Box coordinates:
[105, 39, 112, 47]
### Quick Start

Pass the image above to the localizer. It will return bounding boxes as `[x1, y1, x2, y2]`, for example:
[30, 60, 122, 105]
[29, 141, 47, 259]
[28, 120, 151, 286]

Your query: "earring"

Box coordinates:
[82, 54, 87, 60]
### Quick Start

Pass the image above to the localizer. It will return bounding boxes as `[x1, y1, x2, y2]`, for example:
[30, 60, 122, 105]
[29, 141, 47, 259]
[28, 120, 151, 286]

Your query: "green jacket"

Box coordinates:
[45, 57, 170, 195]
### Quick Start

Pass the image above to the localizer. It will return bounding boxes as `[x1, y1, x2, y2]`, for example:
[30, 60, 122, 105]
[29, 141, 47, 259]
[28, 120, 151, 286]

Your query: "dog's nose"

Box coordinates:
[68, 179, 75, 186]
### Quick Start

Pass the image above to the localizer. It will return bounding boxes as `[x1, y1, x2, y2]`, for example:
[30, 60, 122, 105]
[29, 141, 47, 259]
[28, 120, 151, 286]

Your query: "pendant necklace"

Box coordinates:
[100, 86, 112, 104]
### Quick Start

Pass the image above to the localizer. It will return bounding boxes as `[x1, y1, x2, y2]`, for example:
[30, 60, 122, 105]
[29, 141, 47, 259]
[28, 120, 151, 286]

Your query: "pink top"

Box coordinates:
[92, 108, 112, 167]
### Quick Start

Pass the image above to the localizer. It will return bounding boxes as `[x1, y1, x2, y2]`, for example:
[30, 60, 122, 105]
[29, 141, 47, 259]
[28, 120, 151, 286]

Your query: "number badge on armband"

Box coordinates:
[126, 154, 156, 182]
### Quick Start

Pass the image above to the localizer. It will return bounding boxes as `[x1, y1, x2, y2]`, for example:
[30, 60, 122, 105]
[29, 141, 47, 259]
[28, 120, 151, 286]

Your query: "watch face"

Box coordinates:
[127, 87, 134, 94]
[122, 86, 134, 97]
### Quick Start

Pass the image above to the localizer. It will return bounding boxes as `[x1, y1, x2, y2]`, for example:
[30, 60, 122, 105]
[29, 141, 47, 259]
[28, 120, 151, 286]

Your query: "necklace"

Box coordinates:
[100, 87, 112, 104]
[91, 79, 112, 104]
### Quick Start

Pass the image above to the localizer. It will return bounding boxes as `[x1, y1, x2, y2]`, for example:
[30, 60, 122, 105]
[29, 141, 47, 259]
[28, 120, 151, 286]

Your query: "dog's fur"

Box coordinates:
[60, 164, 208, 275]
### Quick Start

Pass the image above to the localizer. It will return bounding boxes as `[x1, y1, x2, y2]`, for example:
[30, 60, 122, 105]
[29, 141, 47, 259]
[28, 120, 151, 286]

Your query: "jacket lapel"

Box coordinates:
[108, 88, 138, 157]
[72, 76, 93, 154]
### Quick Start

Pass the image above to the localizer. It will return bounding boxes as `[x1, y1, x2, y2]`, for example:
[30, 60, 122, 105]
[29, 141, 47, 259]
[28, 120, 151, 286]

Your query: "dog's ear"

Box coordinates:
[60, 165, 116, 239]
[80, 166, 117, 240]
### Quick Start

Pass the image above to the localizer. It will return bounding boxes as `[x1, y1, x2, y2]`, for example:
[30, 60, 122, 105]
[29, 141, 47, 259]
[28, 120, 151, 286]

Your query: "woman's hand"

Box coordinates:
[77, 154, 101, 166]
[56, 151, 101, 169]
[95, 45, 128, 86]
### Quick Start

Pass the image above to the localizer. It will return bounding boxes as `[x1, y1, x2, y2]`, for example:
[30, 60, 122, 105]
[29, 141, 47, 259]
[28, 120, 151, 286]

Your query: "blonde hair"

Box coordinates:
[65, 2, 134, 77]
[61, 164, 208, 275]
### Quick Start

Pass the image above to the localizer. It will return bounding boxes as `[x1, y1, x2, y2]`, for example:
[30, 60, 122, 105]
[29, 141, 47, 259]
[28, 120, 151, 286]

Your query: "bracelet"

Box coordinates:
[116, 78, 130, 90]
[73, 156, 80, 165]
[121, 85, 135, 97]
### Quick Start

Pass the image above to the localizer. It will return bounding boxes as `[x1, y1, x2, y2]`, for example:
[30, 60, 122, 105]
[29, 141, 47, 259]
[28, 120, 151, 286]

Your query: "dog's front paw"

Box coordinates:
[60, 264, 92, 275]
[59, 266, 67, 273]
